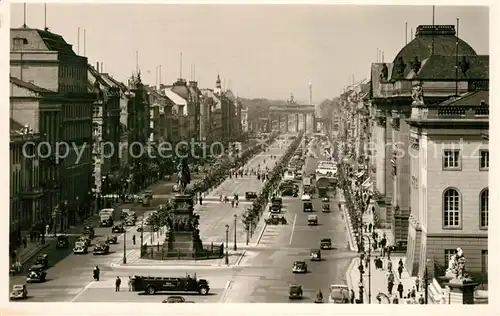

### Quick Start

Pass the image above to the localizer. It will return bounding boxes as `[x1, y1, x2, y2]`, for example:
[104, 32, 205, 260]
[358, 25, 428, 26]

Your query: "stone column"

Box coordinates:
[375, 112, 386, 195]
[295, 113, 299, 132]
[312, 115, 317, 133]
[277, 115, 281, 132]
[303, 113, 307, 132]
[284, 114, 289, 132]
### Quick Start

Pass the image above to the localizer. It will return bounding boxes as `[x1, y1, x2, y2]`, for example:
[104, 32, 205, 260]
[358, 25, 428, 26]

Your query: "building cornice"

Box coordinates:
[406, 119, 489, 129]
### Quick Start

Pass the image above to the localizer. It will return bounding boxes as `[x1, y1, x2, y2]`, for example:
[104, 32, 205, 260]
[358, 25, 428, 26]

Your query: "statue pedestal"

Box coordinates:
[447, 278, 478, 304]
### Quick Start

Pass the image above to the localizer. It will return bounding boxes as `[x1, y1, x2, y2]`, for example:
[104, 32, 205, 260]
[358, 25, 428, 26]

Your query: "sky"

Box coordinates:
[10, 4, 489, 104]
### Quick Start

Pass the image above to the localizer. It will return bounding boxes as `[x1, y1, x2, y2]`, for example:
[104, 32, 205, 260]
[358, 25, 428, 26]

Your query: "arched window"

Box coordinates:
[443, 188, 461, 228]
[480, 189, 489, 228]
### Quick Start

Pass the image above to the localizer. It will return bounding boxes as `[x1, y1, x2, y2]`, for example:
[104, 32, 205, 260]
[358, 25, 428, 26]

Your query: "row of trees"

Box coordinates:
[241, 132, 304, 236]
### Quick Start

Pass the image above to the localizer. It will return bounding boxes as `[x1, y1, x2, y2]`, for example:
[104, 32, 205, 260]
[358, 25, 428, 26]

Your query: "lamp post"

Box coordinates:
[358, 281, 364, 304]
[424, 258, 430, 304]
[225, 224, 229, 265]
[233, 214, 237, 251]
[362, 234, 372, 304]
[123, 226, 127, 264]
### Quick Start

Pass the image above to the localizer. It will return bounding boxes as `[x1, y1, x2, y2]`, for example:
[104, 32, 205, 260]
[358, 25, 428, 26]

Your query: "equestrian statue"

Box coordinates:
[177, 158, 191, 194]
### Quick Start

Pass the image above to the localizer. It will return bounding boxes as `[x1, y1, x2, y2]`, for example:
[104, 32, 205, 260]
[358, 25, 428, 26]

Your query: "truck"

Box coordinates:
[316, 177, 330, 198]
[132, 275, 210, 295]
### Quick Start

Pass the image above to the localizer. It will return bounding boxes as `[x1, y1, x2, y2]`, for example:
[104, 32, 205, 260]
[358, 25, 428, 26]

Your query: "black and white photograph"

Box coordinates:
[5, 1, 491, 308]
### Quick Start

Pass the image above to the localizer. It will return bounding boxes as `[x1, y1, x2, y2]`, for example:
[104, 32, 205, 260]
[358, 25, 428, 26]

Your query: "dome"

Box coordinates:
[391, 25, 477, 79]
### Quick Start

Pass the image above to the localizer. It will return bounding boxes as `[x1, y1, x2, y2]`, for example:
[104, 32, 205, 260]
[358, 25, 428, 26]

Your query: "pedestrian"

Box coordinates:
[364, 256, 369, 268]
[397, 282, 404, 298]
[418, 294, 425, 304]
[199, 196, 203, 205]
[398, 264, 403, 279]
[398, 258, 404, 269]
[132, 234, 136, 245]
[415, 276, 420, 292]
[157, 241, 160, 252]
[22, 237, 27, 248]
[387, 246, 392, 260]
[387, 259, 393, 272]
[388, 280, 394, 295]
[236, 200, 239, 207]
[392, 296, 399, 304]
[406, 289, 411, 299]
[350, 289, 355, 304]
[115, 276, 121, 292]
[368, 222, 372, 233]
[411, 287, 416, 298]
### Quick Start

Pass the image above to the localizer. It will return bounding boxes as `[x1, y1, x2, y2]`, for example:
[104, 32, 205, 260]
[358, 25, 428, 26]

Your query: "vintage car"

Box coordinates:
[125, 217, 136, 226]
[73, 241, 88, 254]
[310, 249, 321, 261]
[143, 190, 153, 199]
[173, 184, 180, 193]
[105, 234, 118, 244]
[56, 235, 70, 248]
[100, 216, 114, 227]
[137, 225, 159, 233]
[161, 296, 194, 303]
[26, 264, 47, 283]
[329, 284, 350, 304]
[10, 284, 28, 300]
[111, 225, 126, 233]
[307, 214, 318, 226]
[84, 226, 95, 238]
[303, 202, 313, 212]
[78, 235, 91, 247]
[245, 191, 258, 200]
[93, 243, 110, 255]
[288, 284, 303, 300]
[265, 214, 287, 225]
[34, 254, 49, 268]
[322, 203, 331, 212]
[292, 261, 308, 273]
[321, 196, 330, 203]
[320, 238, 332, 250]
[301, 194, 311, 201]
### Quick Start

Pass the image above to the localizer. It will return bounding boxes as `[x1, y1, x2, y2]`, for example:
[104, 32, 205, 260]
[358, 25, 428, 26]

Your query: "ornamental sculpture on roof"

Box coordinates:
[287, 93, 296, 104]
[410, 56, 422, 74]
[411, 82, 424, 106]
[394, 56, 406, 76]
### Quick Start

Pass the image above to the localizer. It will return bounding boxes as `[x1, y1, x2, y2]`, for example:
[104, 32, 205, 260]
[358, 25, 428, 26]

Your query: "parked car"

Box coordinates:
[10, 284, 27, 300]
[84, 226, 95, 238]
[105, 235, 118, 244]
[320, 238, 332, 250]
[112, 225, 125, 233]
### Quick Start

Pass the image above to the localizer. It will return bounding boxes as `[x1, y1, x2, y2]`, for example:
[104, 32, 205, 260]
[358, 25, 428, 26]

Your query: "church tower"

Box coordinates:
[214, 74, 222, 96]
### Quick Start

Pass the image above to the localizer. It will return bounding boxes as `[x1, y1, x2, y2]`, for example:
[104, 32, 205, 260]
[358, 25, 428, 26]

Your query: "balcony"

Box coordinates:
[411, 105, 489, 120]
[20, 186, 44, 199]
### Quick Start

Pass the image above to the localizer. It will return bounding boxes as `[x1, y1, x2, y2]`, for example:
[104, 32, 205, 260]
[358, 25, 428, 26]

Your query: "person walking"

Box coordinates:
[387, 279, 394, 295]
[132, 234, 136, 245]
[397, 282, 404, 298]
[415, 276, 420, 292]
[387, 259, 393, 272]
[128, 276, 132, 291]
[368, 222, 372, 233]
[411, 287, 416, 299]
[398, 263, 404, 279]
[350, 289, 355, 304]
[115, 276, 121, 292]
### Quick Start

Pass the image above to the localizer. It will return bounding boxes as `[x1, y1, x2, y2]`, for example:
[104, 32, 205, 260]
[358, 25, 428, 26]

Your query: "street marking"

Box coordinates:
[70, 281, 94, 302]
[289, 214, 297, 245]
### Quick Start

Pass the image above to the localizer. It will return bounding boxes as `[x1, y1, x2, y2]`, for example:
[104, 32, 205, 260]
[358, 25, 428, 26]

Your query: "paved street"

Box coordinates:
[221, 136, 356, 302]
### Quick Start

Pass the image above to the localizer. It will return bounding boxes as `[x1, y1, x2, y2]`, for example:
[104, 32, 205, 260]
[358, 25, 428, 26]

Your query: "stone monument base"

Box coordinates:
[447, 277, 478, 304]
[164, 231, 195, 252]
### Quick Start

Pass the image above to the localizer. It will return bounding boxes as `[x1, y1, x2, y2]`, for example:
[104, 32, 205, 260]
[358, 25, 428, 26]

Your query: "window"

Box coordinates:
[443, 149, 461, 170]
[444, 249, 456, 267]
[443, 188, 461, 228]
[480, 150, 489, 170]
[480, 189, 488, 228]
[481, 250, 488, 274]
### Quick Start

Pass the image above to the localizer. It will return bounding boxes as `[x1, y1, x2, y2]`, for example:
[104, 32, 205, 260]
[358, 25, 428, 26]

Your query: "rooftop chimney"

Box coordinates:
[96, 62, 100, 73]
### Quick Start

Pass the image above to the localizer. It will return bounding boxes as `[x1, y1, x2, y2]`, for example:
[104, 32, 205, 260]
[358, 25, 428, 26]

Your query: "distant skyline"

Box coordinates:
[10, 4, 489, 103]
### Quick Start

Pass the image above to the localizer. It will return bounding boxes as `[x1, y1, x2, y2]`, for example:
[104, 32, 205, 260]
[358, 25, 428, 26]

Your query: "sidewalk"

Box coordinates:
[342, 195, 420, 304]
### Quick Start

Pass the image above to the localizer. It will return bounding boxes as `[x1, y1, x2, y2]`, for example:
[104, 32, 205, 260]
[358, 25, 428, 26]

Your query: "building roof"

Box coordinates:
[170, 79, 190, 100]
[11, 28, 77, 56]
[164, 88, 187, 106]
[102, 74, 129, 93]
[10, 118, 24, 132]
[439, 91, 489, 107]
[391, 25, 477, 80]
[10, 76, 55, 93]
[408, 55, 489, 80]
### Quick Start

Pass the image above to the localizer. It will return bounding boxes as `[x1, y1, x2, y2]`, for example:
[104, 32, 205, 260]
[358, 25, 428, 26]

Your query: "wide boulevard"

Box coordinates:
[10, 134, 356, 303]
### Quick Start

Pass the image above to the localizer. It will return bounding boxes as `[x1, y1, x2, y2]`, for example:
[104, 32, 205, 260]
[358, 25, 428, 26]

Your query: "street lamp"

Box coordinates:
[361, 234, 372, 304]
[358, 281, 364, 304]
[225, 224, 229, 265]
[233, 214, 237, 251]
[123, 226, 127, 264]
[424, 258, 430, 304]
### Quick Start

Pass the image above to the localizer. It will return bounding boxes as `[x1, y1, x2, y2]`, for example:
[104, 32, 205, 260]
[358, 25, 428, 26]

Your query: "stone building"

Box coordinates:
[368, 24, 489, 277]
[10, 120, 43, 242]
[10, 27, 95, 230]
[406, 90, 489, 279]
